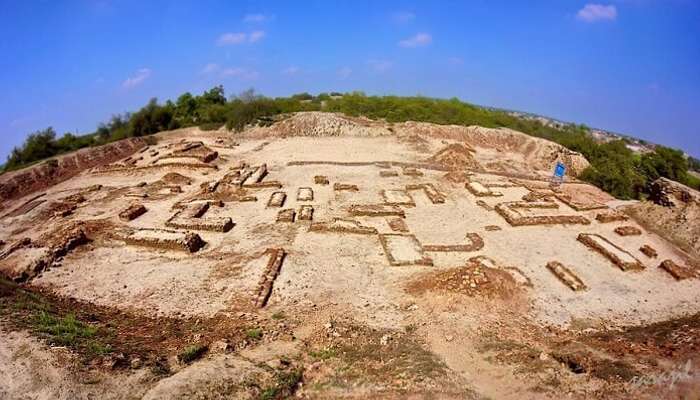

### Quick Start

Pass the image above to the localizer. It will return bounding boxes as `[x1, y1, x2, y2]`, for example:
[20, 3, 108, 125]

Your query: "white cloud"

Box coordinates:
[282, 66, 300, 75]
[122, 68, 151, 89]
[221, 67, 260, 80]
[217, 32, 247, 45]
[392, 11, 415, 23]
[398, 32, 432, 48]
[244, 13, 273, 23]
[249, 30, 266, 43]
[367, 59, 393, 73]
[217, 31, 266, 45]
[337, 67, 352, 79]
[201, 63, 220, 74]
[576, 4, 617, 22]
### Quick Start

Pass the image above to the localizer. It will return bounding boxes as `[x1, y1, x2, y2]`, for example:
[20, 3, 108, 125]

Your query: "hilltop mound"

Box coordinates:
[428, 143, 480, 170]
[394, 121, 590, 176]
[245, 112, 589, 178]
[246, 111, 390, 137]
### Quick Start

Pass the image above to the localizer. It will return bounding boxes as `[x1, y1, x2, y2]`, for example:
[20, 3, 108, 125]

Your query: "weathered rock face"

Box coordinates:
[648, 177, 699, 207]
[624, 178, 700, 259]
[394, 122, 590, 176]
[0, 137, 147, 203]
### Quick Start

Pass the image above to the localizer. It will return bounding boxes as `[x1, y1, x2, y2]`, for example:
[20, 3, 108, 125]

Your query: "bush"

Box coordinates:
[4, 89, 697, 200]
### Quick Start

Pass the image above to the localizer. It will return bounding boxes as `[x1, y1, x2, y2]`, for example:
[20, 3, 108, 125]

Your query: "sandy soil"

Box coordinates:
[1, 113, 699, 399]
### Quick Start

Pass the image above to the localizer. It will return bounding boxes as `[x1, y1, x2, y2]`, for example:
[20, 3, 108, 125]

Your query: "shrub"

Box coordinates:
[177, 343, 208, 363]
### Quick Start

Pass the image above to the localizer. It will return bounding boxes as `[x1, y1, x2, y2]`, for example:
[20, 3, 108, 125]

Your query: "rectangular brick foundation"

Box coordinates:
[309, 218, 378, 235]
[379, 234, 433, 266]
[577, 233, 644, 271]
[546, 261, 587, 291]
[253, 248, 286, 308]
[659, 259, 696, 280]
[119, 203, 147, 221]
[267, 191, 287, 207]
[298, 205, 314, 221]
[349, 204, 405, 217]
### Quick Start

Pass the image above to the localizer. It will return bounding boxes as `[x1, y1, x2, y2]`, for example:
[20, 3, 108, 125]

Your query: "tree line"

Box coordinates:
[3, 88, 698, 198]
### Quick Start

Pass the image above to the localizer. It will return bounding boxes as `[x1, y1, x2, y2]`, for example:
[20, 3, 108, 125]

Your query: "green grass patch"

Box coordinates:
[33, 311, 97, 347]
[177, 343, 208, 364]
[309, 348, 337, 360]
[246, 328, 263, 340]
[260, 369, 303, 400]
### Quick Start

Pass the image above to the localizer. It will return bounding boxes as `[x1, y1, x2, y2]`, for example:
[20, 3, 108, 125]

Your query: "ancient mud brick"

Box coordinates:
[297, 187, 314, 202]
[423, 233, 484, 252]
[554, 193, 606, 211]
[577, 233, 644, 271]
[182, 202, 210, 218]
[595, 210, 629, 223]
[484, 181, 520, 188]
[349, 204, 405, 218]
[247, 164, 267, 184]
[484, 225, 501, 231]
[379, 234, 433, 266]
[333, 183, 358, 192]
[121, 229, 205, 253]
[381, 190, 415, 207]
[546, 261, 587, 291]
[402, 167, 423, 177]
[309, 219, 378, 235]
[276, 209, 296, 223]
[406, 183, 445, 204]
[379, 170, 399, 177]
[476, 200, 494, 211]
[639, 244, 658, 258]
[419, 183, 445, 204]
[496, 202, 590, 226]
[387, 217, 409, 232]
[314, 175, 329, 185]
[522, 190, 555, 202]
[267, 191, 287, 207]
[253, 248, 286, 308]
[298, 205, 314, 221]
[466, 182, 502, 197]
[166, 217, 234, 233]
[244, 181, 283, 189]
[658, 259, 696, 281]
[614, 226, 642, 236]
[119, 203, 147, 221]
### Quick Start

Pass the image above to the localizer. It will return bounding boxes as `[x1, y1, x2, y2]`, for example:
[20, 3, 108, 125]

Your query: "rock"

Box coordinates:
[130, 358, 142, 369]
[380, 335, 391, 345]
[210, 340, 229, 353]
[445, 335, 454, 342]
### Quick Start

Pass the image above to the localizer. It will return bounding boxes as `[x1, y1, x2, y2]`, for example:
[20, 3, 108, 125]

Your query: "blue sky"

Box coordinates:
[1, 0, 699, 159]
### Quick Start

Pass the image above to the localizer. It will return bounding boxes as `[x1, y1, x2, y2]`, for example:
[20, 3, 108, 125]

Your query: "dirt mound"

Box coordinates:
[245, 111, 391, 137]
[395, 122, 590, 176]
[428, 143, 480, 170]
[161, 172, 193, 185]
[0, 137, 146, 203]
[624, 179, 700, 259]
[406, 258, 520, 299]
